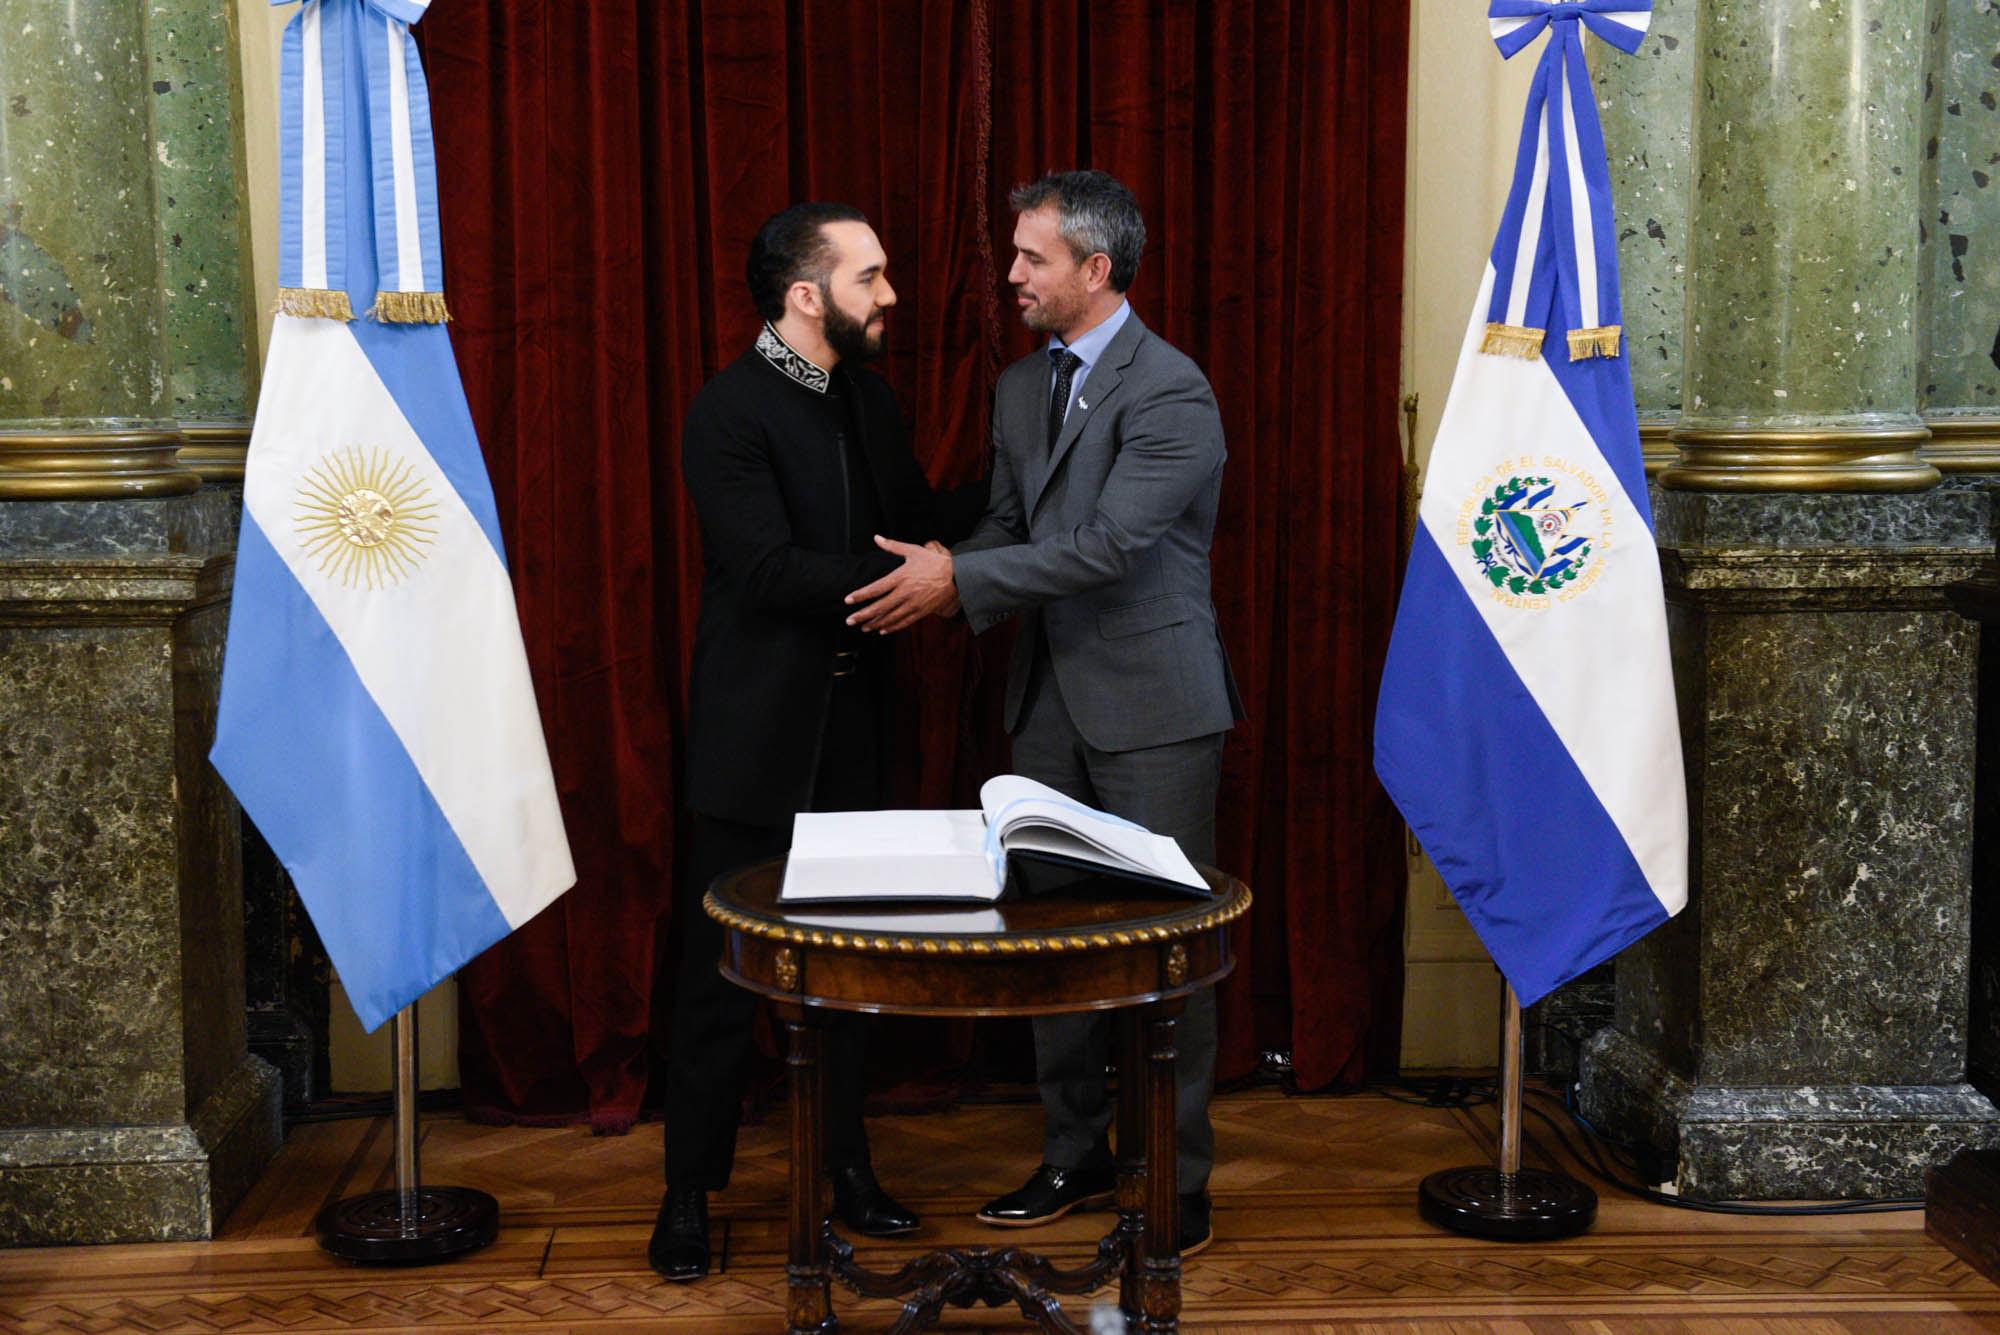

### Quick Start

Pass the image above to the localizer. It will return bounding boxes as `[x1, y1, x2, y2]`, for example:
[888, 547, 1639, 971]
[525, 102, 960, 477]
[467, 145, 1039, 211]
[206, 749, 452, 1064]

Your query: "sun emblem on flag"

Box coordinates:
[1460, 467, 1610, 607]
[294, 445, 441, 589]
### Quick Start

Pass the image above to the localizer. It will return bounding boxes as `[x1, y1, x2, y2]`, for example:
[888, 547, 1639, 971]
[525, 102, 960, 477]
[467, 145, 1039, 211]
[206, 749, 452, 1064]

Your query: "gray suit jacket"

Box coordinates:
[954, 310, 1242, 753]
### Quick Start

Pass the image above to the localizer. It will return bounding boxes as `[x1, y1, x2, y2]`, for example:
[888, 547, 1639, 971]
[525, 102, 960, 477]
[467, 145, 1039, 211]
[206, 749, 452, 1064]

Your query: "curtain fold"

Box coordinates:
[424, 0, 1410, 1130]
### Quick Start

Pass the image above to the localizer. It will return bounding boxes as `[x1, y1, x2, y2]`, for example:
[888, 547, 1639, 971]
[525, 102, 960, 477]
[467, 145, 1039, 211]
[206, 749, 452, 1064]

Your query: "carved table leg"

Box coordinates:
[782, 1005, 835, 1335]
[1140, 1000, 1185, 1335]
[1115, 1008, 1148, 1324]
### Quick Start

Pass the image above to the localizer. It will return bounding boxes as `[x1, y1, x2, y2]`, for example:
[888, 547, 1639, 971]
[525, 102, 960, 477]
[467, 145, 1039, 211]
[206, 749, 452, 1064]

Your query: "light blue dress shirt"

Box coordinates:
[1047, 299, 1131, 426]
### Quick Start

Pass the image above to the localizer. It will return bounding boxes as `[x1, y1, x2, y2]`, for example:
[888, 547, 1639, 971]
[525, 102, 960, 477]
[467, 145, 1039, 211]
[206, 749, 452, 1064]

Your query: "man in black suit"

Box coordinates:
[845, 171, 1239, 1257]
[651, 202, 979, 1281]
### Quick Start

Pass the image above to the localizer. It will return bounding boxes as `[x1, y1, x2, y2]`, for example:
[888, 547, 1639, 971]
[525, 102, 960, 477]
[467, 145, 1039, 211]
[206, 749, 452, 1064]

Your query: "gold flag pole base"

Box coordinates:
[1417, 981, 1597, 1241]
[316, 1001, 499, 1263]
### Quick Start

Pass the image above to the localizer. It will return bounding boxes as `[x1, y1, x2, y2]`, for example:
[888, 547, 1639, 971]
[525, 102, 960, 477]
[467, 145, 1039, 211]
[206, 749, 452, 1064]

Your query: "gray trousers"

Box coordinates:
[1011, 656, 1224, 1196]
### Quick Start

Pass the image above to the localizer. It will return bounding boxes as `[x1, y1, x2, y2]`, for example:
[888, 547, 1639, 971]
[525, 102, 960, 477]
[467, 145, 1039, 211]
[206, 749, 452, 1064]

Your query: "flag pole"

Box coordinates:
[317, 1000, 500, 1263]
[1499, 983, 1523, 1174]
[1417, 981, 1596, 1241]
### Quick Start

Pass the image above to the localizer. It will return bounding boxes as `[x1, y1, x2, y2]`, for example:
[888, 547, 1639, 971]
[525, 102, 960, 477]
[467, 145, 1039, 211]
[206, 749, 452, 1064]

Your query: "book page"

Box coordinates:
[977, 774, 1206, 890]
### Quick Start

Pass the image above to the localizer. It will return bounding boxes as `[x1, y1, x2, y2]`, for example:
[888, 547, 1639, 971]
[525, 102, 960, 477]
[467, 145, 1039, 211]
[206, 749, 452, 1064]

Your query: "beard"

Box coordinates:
[822, 291, 886, 364]
[1017, 283, 1085, 335]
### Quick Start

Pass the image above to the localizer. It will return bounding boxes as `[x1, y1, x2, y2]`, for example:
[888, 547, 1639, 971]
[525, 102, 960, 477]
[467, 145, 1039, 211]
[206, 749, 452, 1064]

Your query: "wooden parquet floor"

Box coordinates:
[3, 1087, 1998, 1334]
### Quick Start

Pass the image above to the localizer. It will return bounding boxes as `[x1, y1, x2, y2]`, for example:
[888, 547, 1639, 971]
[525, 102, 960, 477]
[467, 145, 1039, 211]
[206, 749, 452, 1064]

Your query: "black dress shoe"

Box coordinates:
[647, 1186, 710, 1281]
[830, 1164, 920, 1236]
[1178, 1191, 1213, 1257]
[976, 1156, 1116, 1227]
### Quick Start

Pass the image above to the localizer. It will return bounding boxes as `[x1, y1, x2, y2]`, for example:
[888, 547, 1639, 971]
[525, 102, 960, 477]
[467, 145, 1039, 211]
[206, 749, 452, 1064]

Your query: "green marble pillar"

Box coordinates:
[1594, 0, 1695, 474]
[0, 494, 281, 1244]
[1582, 492, 2000, 1198]
[149, 0, 258, 482]
[0, 0, 195, 495]
[0, 4, 278, 1243]
[1661, 0, 1937, 491]
[1920, 0, 2000, 472]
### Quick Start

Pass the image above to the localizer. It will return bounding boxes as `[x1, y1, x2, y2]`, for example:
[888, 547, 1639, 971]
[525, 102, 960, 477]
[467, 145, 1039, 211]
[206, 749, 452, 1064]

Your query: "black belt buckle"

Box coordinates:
[831, 649, 862, 678]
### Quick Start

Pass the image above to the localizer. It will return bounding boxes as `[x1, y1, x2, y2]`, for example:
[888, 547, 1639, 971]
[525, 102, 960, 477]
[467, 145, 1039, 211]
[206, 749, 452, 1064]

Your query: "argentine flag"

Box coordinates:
[1374, 1, 1686, 1007]
[213, 0, 574, 1033]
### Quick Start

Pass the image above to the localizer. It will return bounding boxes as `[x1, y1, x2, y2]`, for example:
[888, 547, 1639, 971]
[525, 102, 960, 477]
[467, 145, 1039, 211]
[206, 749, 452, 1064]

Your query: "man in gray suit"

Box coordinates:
[844, 169, 1240, 1255]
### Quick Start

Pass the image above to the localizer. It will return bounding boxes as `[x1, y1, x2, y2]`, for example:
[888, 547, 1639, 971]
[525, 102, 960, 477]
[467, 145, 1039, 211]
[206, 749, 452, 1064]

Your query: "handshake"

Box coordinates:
[842, 536, 960, 634]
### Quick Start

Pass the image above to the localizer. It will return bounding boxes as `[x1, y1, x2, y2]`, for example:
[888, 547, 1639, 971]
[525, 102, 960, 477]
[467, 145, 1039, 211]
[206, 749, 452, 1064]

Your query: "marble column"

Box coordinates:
[0, 1, 196, 496]
[1660, 0, 1936, 491]
[1921, 3, 2000, 1106]
[1919, 0, 2000, 472]
[1580, 491, 2000, 1198]
[149, 0, 259, 483]
[0, 3, 279, 1242]
[1594, 0, 1695, 474]
[1580, 1, 2000, 1198]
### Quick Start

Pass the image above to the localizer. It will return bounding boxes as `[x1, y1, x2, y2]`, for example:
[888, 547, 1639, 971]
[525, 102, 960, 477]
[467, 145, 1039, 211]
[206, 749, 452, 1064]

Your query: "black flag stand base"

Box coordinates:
[317, 1002, 499, 1264]
[1417, 983, 1597, 1242]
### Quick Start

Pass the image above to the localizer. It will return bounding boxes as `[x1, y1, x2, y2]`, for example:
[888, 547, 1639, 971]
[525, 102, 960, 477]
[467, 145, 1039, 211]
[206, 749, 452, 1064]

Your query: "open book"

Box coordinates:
[778, 774, 1211, 905]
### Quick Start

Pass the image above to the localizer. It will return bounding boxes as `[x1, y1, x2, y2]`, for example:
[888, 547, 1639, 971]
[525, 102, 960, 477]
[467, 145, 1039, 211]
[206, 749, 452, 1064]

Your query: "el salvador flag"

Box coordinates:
[213, 0, 574, 1033]
[1373, 0, 1686, 1007]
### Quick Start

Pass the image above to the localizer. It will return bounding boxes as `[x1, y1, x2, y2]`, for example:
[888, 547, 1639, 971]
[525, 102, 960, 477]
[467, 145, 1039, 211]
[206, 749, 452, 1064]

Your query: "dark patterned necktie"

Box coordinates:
[1048, 349, 1082, 454]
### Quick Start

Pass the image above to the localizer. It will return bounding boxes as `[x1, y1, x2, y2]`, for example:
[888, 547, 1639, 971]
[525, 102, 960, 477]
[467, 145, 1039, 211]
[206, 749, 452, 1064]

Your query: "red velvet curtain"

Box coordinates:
[425, 0, 1408, 1131]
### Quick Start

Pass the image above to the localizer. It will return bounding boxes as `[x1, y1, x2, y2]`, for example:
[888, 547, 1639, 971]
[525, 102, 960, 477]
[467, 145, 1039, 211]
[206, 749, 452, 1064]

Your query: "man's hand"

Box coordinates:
[845, 535, 959, 633]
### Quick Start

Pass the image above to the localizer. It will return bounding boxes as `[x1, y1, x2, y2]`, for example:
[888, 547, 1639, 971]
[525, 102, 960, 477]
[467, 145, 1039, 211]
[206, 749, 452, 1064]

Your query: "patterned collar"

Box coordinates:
[756, 323, 830, 395]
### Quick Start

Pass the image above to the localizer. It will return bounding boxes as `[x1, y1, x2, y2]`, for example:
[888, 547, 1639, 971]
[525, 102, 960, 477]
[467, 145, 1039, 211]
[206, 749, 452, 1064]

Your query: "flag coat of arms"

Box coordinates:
[1374, 1, 1687, 1007]
[212, 0, 574, 1032]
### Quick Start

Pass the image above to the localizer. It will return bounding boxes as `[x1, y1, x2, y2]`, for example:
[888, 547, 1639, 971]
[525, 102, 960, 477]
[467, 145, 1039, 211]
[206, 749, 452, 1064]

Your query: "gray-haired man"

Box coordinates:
[845, 169, 1241, 1254]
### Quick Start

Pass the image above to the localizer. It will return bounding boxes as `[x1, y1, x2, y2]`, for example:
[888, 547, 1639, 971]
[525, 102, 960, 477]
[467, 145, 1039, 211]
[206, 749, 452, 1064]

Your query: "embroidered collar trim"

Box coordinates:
[756, 323, 830, 394]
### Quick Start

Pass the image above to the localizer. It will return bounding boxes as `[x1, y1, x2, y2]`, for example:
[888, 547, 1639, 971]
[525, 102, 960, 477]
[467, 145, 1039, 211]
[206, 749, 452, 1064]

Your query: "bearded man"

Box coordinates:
[652, 201, 980, 1281]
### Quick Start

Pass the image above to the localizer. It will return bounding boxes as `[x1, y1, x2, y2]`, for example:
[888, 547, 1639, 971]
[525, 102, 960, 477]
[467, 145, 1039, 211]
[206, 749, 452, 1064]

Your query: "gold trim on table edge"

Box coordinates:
[704, 887, 1251, 955]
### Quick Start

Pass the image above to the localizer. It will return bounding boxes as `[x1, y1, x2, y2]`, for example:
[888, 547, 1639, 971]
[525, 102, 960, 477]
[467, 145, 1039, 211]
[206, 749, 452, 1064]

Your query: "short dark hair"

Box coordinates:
[746, 202, 869, 321]
[1009, 170, 1146, 292]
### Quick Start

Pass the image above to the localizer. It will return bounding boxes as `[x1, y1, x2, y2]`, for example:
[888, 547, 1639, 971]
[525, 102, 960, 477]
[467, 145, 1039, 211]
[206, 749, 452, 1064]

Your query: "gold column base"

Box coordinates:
[1639, 421, 1674, 479]
[1659, 424, 1939, 493]
[1921, 416, 2000, 475]
[176, 425, 251, 484]
[0, 430, 203, 500]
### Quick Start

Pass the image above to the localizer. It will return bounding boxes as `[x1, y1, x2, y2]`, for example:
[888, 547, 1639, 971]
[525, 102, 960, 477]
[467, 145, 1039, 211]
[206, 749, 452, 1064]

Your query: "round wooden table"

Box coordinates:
[706, 861, 1251, 1335]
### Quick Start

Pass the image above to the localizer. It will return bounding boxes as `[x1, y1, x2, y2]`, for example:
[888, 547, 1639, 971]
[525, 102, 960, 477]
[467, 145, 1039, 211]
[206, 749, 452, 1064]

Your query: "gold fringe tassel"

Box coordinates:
[1567, 325, 1622, 360]
[274, 287, 356, 321]
[368, 290, 452, 324]
[1479, 322, 1545, 360]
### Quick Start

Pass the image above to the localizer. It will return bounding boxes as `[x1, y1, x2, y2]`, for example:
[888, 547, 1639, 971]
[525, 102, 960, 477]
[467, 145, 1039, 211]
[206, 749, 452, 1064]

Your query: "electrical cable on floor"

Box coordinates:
[1367, 1076, 1496, 1109]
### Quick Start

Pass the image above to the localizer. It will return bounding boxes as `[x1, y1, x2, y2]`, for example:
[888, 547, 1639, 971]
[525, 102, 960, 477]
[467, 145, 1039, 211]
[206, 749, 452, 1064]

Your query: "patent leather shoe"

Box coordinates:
[647, 1186, 710, 1281]
[830, 1163, 920, 1236]
[976, 1155, 1116, 1226]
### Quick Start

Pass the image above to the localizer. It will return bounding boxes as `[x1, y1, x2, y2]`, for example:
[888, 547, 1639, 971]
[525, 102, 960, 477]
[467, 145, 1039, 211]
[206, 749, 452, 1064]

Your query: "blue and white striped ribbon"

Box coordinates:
[1481, 1, 1651, 362]
[277, 0, 351, 319]
[274, 0, 448, 324]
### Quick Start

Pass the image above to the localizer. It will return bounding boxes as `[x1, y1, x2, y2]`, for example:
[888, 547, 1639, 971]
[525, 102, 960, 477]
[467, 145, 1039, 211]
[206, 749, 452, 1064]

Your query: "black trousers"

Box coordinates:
[662, 669, 882, 1191]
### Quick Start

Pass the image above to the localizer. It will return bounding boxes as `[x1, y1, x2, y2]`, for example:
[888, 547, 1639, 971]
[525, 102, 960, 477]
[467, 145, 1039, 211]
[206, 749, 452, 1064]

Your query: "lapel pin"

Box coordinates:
[1078, 398, 1088, 410]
